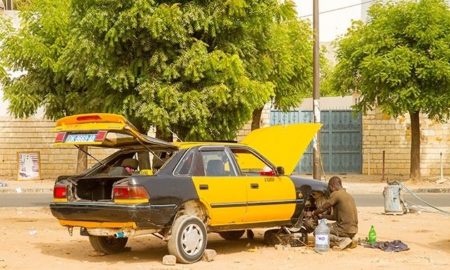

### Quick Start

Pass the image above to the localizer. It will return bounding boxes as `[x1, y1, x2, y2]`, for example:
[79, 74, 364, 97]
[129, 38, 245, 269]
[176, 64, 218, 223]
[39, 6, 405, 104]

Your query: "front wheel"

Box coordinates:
[168, 215, 207, 264]
[88, 236, 128, 254]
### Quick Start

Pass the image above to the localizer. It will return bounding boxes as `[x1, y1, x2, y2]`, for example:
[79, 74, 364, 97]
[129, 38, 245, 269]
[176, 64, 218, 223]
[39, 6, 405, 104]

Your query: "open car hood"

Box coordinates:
[54, 113, 177, 150]
[241, 123, 321, 175]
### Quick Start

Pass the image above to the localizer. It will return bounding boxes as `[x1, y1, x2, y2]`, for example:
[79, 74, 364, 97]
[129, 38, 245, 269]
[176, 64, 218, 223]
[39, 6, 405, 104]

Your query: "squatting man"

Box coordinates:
[307, 176, 358, 250]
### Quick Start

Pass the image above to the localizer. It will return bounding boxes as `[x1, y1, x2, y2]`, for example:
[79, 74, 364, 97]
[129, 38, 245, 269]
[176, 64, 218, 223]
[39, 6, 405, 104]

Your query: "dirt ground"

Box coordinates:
[0, 207, 449, 270]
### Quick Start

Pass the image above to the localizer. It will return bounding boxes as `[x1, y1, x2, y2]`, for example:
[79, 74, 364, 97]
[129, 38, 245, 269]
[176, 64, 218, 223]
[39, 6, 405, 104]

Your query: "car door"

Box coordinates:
[229, 147, 297, 224]
[188, 147, 247, 226]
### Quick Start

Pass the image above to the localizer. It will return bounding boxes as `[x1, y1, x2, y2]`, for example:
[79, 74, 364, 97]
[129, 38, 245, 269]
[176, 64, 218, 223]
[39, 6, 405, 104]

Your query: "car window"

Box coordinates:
[87, 149, 176, 176]
[173, 150, 195, 176]
[153, 150, 177, 173]
[199, 150, 236, 177]
[230, 148, 275, 176]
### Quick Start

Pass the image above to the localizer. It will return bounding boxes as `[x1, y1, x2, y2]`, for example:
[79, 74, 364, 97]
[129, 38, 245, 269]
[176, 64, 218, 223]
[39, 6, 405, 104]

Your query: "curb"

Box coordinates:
[413, 188, 450, 193]
[0, 188, 53, 194]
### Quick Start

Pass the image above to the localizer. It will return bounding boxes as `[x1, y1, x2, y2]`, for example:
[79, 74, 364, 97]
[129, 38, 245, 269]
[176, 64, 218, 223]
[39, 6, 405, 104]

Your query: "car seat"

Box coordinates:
[206, 160, 226, 176]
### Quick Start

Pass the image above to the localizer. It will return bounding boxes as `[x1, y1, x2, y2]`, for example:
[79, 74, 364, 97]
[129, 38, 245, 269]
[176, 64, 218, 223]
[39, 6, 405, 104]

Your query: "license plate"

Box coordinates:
[65, 133, 96, 143]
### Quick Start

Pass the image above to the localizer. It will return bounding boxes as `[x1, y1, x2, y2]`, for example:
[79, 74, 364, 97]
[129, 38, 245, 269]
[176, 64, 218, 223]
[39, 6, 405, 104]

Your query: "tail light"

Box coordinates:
[95, 131, 107, 142]
[113, 184, 149, 204]
[53, 184, 68, 202]
[76, 115, 102, 122]
[54, 132, 67, 143]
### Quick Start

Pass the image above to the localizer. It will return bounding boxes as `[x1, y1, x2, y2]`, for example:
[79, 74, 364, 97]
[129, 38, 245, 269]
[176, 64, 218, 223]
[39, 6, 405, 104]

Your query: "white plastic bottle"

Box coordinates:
[315, 219, 330, 252]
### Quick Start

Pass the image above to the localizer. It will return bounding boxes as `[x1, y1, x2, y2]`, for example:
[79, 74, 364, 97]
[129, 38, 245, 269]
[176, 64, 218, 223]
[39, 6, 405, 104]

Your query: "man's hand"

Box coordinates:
[305, 211, 313, 218]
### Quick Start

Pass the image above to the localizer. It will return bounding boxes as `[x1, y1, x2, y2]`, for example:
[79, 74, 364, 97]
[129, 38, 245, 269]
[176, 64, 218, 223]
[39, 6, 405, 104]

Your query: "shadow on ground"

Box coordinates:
[33, 233, 268, 263]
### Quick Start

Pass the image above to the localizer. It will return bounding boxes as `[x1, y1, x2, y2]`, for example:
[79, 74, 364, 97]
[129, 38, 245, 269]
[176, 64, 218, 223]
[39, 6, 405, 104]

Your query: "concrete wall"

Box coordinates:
[0, 106, 448, 180]
[362, 109, 450, 178]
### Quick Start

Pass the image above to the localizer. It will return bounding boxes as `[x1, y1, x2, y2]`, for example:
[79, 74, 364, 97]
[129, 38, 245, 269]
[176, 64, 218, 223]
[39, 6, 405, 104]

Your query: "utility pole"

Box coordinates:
[312, 0, 321, 180]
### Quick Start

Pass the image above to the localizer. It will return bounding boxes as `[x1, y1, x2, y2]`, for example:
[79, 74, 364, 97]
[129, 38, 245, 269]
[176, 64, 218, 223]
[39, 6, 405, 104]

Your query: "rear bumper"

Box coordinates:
[49, 201, 177, 229]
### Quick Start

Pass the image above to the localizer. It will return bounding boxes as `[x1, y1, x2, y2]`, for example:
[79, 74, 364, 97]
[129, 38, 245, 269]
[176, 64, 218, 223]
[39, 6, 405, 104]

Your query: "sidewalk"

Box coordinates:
[0, 174, 449, 194]
[0, 179, 54, 193]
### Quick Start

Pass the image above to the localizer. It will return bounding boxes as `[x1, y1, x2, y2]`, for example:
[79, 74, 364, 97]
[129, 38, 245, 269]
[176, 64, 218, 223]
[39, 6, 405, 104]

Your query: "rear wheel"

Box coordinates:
[88, 236, 128, 254]
[168, 215, 207, 264]
[218, 230, 245, 240]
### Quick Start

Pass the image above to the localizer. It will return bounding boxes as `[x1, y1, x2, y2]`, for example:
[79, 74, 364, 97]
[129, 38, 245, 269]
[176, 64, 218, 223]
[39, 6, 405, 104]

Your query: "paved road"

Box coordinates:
[0, 193, 53, 207]
[0, 193, 449, 208]
[353, 193, 450, 207]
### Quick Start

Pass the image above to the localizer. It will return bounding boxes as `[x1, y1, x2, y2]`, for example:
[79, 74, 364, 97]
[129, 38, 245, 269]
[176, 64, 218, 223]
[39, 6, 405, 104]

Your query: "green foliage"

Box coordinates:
[319, 45, 340, 97]
[1, 0, 313, 140]
[265, 19, 313, 109]
[1, 0, 71, 118]
[332, 0, 450, 121]
[13, 0, 34, 10]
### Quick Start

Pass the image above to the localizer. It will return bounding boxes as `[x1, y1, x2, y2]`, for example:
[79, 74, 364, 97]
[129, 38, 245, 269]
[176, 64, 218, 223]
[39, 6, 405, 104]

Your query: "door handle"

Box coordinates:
[199, 184, 209, 190]
[250, 183, 259, 189]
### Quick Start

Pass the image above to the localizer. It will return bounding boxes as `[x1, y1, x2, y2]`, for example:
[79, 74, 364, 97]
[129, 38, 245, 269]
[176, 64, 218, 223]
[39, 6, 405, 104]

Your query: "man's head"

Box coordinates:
[121, 158, 138, 175]
[328, 176, 343, 192]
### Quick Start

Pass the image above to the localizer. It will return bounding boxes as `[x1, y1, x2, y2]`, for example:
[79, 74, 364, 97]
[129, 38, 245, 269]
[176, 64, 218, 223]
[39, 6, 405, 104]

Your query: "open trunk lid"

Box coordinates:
[240, 123, 321, 175]
[54, 113, 176, 150]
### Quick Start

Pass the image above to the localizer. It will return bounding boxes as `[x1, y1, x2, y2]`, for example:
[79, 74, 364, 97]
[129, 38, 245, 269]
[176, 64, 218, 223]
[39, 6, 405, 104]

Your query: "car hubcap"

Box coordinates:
[181, 224, 203, 256]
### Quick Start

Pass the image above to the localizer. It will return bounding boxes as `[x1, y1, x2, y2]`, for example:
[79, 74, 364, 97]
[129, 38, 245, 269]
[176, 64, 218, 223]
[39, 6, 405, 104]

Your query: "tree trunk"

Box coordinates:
[76, 146, 88, 174]
[251, 107, 264, 131]
[409, 111, 421, 181]
[155, 127, 173, 141]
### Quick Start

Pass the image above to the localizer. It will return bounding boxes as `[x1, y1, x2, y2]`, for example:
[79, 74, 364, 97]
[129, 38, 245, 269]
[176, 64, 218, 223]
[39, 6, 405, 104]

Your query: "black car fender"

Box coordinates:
[289, 176, 329, 223]
[130, 175, 201, 226]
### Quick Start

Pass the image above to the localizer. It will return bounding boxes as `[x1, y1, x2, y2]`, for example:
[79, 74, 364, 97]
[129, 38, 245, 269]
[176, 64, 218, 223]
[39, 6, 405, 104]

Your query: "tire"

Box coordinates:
[88, 236, 128, 254]
[264, 229, 281, 246]
[168, 215, 207, 264]
[218, 230, 245, 241]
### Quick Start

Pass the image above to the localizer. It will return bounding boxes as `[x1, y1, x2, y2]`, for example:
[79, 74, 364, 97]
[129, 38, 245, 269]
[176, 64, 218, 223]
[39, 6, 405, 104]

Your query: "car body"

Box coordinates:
[49, 113, 328, 263]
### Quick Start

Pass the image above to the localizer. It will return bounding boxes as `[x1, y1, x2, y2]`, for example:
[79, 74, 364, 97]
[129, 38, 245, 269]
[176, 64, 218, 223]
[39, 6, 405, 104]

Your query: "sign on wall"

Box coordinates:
[17, 152, 41, 180]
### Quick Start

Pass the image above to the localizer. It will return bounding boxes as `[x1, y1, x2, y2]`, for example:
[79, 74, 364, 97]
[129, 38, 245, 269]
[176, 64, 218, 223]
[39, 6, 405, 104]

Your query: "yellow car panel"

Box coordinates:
[241, 123, 321, 175]
[244, 176, 296, 223]
[54, 113, 177, 149]
[55, 113, 129, 131]
[192, 176, 247, 226]
[59, 220, 137, 229]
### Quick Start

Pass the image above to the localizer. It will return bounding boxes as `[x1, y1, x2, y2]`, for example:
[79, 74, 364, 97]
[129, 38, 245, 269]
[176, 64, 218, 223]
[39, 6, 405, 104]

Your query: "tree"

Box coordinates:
[1, 0, 72, 118]
[1, 0, 313, 141]
[249, 18, 313, 130]
[331, 0, 450, 180]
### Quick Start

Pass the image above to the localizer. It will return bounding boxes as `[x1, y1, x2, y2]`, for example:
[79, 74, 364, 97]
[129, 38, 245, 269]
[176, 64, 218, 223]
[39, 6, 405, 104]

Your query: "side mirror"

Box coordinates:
[276, 166, 285, 175]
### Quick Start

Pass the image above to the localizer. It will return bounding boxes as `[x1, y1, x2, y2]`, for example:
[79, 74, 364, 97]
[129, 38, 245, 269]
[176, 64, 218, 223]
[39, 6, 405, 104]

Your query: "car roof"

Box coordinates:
[175, 142, 247, 149]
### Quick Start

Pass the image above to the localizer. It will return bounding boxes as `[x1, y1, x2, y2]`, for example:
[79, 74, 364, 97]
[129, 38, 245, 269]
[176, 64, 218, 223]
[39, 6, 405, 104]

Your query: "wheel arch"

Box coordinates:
[174, 199, 209, 224]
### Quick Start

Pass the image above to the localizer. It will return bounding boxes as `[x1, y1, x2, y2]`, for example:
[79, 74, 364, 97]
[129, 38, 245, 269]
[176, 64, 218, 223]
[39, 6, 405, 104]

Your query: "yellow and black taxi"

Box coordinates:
[49, 113, 328, 263]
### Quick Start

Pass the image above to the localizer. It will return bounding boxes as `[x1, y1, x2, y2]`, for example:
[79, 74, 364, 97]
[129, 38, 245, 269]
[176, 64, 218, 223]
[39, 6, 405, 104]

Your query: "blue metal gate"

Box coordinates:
[270, 110, 362, 174]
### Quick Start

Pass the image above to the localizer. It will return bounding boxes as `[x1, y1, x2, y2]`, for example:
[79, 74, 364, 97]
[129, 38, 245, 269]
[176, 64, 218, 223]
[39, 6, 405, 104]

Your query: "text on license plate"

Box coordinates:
[65, 134, 96, 143]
